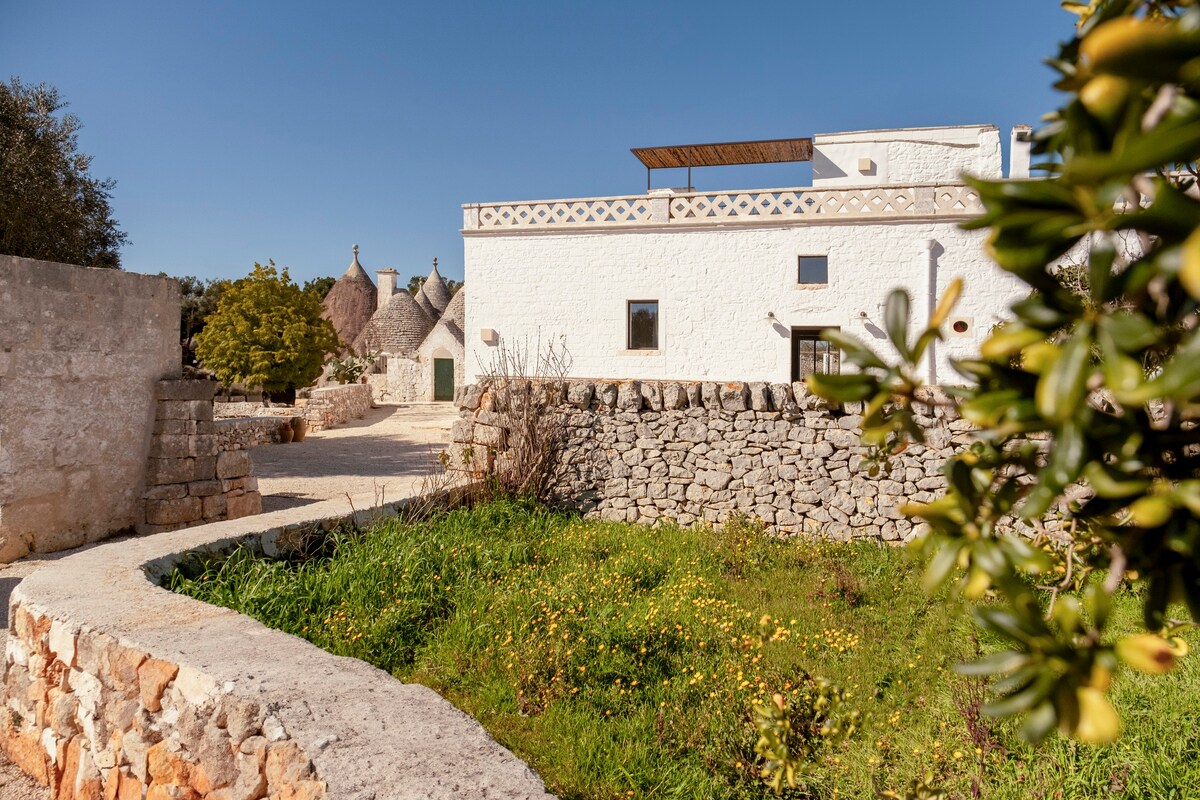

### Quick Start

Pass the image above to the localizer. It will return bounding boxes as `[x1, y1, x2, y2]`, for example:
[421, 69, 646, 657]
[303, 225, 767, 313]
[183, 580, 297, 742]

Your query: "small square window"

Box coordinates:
[628, 301, 658, 350]
[798, 256, 828, 285]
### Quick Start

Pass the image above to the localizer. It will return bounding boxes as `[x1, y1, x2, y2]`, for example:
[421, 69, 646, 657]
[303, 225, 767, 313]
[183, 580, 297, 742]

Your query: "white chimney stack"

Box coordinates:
[376, 269, 398, 309]
[1009, 125, 1033, 179]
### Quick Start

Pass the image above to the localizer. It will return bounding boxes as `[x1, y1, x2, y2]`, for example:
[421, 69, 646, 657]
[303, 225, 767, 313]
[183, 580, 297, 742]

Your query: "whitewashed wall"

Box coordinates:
[812, 125, 1003, 187]
[464, 219, 1025, 385]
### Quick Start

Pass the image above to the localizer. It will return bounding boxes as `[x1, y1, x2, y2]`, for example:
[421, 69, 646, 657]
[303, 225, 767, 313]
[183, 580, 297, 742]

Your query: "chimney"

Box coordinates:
[1009, 125, 1032, 179]
[376, 269, 398, 309]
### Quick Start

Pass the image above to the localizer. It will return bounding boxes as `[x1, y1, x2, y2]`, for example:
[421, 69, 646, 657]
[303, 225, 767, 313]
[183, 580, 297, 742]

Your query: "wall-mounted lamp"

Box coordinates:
[857, 157, 874, 173]
[480, 328, 499, 345]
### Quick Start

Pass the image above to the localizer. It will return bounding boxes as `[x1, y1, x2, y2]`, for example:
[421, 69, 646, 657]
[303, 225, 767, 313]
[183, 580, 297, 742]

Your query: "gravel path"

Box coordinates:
[253, 402, 458, 512]
[0, 403, 457, 796]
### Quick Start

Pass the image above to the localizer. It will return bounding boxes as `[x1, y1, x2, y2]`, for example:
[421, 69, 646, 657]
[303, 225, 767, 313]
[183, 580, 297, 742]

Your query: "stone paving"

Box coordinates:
[0, 402, 459, 797]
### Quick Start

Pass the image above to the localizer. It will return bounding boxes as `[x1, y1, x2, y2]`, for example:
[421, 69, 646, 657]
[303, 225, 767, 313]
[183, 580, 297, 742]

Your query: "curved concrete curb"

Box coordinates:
[2, 492, 555, 800]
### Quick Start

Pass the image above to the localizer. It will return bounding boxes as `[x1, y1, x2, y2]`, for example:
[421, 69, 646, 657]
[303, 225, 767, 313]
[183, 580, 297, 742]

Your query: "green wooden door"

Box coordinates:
[433, 358, 455, 401]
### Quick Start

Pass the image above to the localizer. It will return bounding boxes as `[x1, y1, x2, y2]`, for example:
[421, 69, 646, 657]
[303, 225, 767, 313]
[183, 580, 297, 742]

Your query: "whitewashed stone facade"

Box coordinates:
[462, 124, 1031, 385]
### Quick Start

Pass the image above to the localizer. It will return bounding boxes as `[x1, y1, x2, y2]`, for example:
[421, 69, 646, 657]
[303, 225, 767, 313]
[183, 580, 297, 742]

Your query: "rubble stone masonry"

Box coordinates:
[454, 378, 973, 541]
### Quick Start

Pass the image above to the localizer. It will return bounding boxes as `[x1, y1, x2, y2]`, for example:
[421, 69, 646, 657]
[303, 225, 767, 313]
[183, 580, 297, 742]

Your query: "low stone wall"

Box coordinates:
[143, 380, 262, 534]
[453, 379, 970, 542]
[300, 384, 372, 431]
[215, 417, 285, 450]
[2, 492, 553, 800]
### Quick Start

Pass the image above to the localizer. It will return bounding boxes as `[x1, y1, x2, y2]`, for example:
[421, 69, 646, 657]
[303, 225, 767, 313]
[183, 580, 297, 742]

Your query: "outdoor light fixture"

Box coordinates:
[480, 328, 499, 345]
[857, 157, 874, 173]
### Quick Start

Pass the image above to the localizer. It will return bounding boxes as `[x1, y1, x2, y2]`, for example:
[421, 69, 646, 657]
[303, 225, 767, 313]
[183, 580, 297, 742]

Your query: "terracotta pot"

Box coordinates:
[279, 421, 294, 444]
[291, 416, 307, 443]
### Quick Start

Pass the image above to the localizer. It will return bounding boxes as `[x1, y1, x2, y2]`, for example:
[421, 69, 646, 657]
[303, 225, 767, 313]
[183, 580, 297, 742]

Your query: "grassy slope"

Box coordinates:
[171, 502, 1200, 799]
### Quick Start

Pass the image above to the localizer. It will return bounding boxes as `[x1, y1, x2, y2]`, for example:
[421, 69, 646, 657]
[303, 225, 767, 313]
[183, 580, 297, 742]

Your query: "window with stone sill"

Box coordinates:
[627, 300, 658, 350]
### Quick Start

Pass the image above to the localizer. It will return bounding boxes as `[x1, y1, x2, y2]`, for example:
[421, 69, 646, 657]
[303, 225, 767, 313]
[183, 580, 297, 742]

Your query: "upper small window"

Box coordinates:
[628, 301, 658, 350]
[798, 256, 829, 285]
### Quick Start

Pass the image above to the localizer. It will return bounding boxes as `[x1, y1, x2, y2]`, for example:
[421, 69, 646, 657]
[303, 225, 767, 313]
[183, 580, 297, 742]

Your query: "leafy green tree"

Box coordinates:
[810, 0, 1199, 747]
[303, 275, 336, 301]
[0, 78, 128, 268]
[195, 262, 339, 400]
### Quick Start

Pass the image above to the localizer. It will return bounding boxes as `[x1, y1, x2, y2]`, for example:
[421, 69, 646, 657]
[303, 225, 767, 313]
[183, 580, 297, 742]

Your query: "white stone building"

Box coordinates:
[462, 124, 1033, 385]
[356, 259, 465, 402]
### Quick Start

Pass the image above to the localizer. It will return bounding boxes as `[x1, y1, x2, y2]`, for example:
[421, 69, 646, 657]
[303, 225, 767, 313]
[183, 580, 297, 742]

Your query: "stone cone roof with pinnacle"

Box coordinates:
[422, 287, 465, 348]
[442, 287, 465, 330]
[414, 287, 438, 321]
[321, 244, 378, 353]
[355, 288, 434, 357]
[421, 259, 451, 315]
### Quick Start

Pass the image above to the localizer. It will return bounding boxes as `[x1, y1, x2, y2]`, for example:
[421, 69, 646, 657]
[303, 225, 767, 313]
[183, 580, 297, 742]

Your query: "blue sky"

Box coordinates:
[2, 2, 1069, 285]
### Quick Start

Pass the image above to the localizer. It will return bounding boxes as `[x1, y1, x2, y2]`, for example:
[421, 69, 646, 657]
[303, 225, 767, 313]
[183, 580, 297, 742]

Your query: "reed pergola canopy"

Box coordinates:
[631, 137, 813, 191]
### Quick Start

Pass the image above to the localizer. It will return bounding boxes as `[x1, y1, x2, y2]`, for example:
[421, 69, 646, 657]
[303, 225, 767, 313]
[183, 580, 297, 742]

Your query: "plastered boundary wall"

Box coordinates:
[2, 491, 554, 800]
[453, 379, 988, 542]
[0, 256, 181, 562]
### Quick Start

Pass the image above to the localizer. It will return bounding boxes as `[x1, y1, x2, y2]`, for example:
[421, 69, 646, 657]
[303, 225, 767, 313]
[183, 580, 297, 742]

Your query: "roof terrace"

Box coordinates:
[462, 124, 1016, 233]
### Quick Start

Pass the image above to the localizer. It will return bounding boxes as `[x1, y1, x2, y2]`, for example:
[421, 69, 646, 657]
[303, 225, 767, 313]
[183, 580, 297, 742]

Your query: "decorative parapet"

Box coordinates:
[462, 184, 984, 231]
[2, 492, 554, 800]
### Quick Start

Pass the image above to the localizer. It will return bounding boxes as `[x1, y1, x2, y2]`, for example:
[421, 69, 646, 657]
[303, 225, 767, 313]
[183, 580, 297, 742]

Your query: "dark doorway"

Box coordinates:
[433, 358, 455, 401]
[791, 328, 840, 382]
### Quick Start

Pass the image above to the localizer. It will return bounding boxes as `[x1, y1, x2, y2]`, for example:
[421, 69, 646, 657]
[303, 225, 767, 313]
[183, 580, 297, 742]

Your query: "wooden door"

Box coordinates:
[433, 358, 455, 401]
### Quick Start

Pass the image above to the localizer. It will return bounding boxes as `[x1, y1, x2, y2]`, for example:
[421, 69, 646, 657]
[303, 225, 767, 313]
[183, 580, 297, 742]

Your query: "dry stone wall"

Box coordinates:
[143, 380, 263, 534]
[3, 604, 326, 800]
[454, 379, 971, 541]
[215, 418, 285, 450]
[2, 493, 554, 800]
[300, 385, 371, 431]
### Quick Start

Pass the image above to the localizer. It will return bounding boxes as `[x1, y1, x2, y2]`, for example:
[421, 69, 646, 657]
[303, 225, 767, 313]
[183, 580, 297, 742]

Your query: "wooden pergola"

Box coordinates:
[631, 137, 813, 191]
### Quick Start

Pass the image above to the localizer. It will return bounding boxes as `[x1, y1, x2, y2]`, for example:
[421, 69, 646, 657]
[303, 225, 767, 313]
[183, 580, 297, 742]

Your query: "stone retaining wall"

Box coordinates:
[2, 492, 553, 800]
[0, 256, 180, 563]
[142, 380, 262, 534]
[213, 385, 372, 433]
[300, 385, 372, 431]
[215, 417, 285, 450]
[453, 378, 969, 541]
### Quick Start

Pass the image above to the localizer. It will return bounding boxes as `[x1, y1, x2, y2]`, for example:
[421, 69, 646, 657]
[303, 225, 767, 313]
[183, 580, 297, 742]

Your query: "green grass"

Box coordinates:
[170, 501, 1200, 799]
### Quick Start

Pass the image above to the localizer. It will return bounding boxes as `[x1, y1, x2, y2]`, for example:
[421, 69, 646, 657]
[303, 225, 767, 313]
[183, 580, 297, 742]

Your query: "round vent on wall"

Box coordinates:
[948, 317, 973, 337]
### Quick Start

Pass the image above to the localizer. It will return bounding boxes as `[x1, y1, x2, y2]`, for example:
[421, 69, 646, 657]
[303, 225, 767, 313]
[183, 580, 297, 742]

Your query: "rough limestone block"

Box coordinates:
[567, 382, 594, 409]
[701, 383, 720, 409]
[719, 383, 750, 412]
[617, 381, 642, 411]
[146, 458, 195, 486]
[216, 450, 251, 480]
[143, 484, 187, 501]
[189, 400, 215, 422]
[748, 382, 771, 411]
[155, 380, 218, 402]
[686, 383, 703, 408]
[596, 382, 618, 407]
[189, 434, 219, 458]
[473, 424, 506, 449]
[451, 419, 474, 444]
[459, 384, 484, 411]
[202, 493, 228, 520]
[148, 434, 190, 460]
[145, 497, 202, 526]
[226, 491, 262, 520]
[662, 383, 687, 410]
[156, 401, 194, 421]
[640, 382, 663, 411]
[188, 480, 222, 498]
[770, 383, 792, 411]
